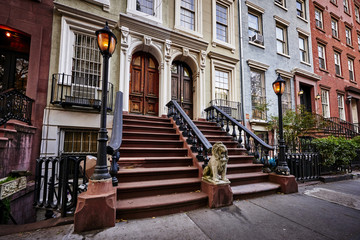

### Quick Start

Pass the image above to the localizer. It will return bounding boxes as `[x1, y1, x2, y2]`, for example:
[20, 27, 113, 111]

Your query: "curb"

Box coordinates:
[319, 172, 360, 183]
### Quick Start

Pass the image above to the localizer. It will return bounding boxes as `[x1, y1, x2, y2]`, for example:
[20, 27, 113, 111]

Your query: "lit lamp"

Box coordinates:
[272, 74, 290, 175]
[92, 22, 117, 180]
[315, 93, 321, 100]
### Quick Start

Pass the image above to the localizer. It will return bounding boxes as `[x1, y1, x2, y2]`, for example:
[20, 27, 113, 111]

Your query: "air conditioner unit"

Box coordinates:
[251, 33, 264, 44]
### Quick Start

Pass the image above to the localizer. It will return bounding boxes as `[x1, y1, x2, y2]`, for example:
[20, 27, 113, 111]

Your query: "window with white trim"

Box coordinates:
[315, 8, 323, 29]
[296, 0, 306, 19]
[299, 34, 309, 63]
[348, 58, 355, 81]
[180, 0, 195, 30]
[276, 24, 288, 55]
[345, 27, 352, 46]
[318, 44, 326, 69]
[275, 0, 286, 8]
[338, 94, 345, 121]
[344, 0, 350, 14]
[175, 0, 202, 37]
[62, 129, 98, 155]
[215, 69, 229, 100]
[216, 3, 228, 42]
[282, 77, 291, 112]
[321, 89, 330, 118]
[126, 0, 162, 24]
[248, 10, 263, 45]
[250, 69, 266, 120]
[331, 0, 337, 4]
[358, 34, 360, 51]
[212, 0, 235, 50]
[355, 6, 360, 22]
[334, 51, 341, 76]
[331, 18, 338, 38]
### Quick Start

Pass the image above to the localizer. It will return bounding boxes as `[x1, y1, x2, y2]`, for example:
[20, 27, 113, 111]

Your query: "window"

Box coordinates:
[180, 0, 195, 30]
[127, 0, 162, 23]
[282, 77, 291, 112]
[136, 0, 154, 15]
[251, 69, 266, 120]
[62, 129, 98, 154]
[331, 18, 338, 38]
[348, 58, 354, 81]
[358, 34, 360, 51]
[338, 94, 345, 121]
[276, 24, 288, 55]
[318, 44, 326, 69]
[345, 27, 352, 45]
[331, 0, 337, 4]
[299, 35, 309, 63]
[275, 0, 285, 8]
[344, 0, 350, 14]
[356, 6, 360, 22]
[334, 52, 342, 76]
[248, 11, 263, 44]
[315, 8, 323, 29]
[216, 3, 228, 42]
[215, 70, 229, 100]
[296, 0, 305, 19]
[321, 89, 330, 118]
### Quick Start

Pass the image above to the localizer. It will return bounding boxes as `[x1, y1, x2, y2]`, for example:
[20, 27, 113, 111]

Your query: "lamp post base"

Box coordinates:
[275, 165, 290, 176]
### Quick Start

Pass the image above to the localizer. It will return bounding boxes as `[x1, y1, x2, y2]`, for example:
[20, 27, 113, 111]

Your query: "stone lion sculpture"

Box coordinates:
[202, 142, 230, 184]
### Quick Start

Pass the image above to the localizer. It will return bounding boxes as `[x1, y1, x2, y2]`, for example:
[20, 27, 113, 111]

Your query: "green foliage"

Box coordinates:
[0, 176, 16, 185]
[312, 136, 357, 167]
[0, 198, 11, 224]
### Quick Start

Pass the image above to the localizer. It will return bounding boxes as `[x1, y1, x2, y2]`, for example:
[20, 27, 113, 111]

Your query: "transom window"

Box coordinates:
[296, 0, 305, 19]
[180, 0, 195, 30]
[318, 44, 326, 69]
[136, 0, 154, 15]
[344, 0, 350, 14]
[345, 27, 352, 46]
[276, 24, 288, 55]
[334, 52, 341, 76]
[315, 8, 323, 29]
[331, 18, 338, 38]
[321, 89, 330, 118]
[216, 3, 228, 42]
[215, 69, 229, 100]
[299, 35, 309, 63]
[63, 129, 98, 154]
[338, 94, 345, 121]
[348, 58, 355, 81]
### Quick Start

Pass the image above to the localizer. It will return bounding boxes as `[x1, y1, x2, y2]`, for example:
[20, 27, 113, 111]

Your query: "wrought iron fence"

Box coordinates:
[285, 152, 320, 181]
[210, 99, 242, 121]
[33, 155, 88, 217]
[0, 89, 33, 126]
[50, 73, 113, 111]
[328, 117, 360, 134]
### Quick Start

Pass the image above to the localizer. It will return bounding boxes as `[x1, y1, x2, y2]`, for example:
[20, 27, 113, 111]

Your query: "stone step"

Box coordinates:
[123, 114, 171, 123]
[123, 118, 174, 128]
[123, 125, 176, 134]
[227, 148, 248, 155]
[116, 178, 201, 199]
[232, 182, 281, 200]
[122, 132, 180, 140]
[226, 163, 263, 174]
[117, 166, 198, 182]
[119, 147, 188, 157]
[209, 140, 238, 148]
[205, 135, 233, 141]
[116, 192, 208, 220]
[228, 155, 254, 164]
[228, 172, 269, 186]
[198, 129, 228, 136]
[193, 120, 217, 127]
[121, 139, 184, 148]
[118, 156, 193, 168]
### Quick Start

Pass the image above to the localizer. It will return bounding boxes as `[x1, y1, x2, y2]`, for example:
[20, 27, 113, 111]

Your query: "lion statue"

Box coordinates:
[202, 142, 230, 184]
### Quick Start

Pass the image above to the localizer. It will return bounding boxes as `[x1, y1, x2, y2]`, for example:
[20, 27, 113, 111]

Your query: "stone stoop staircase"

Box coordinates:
[116, 114, 207, 219]
[194, 120, 281, 200]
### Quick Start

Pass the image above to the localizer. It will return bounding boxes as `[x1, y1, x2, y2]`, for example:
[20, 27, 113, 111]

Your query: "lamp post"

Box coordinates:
[92, 22, 117, 180]
[272, 74, 290, 175]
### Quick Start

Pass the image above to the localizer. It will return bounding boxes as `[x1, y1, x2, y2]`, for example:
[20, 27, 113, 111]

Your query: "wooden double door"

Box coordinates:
[171, 61, 193, 119]
[129, 52, 159, 116]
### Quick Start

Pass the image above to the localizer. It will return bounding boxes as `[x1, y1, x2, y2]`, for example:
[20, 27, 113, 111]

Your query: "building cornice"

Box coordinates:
[275, 69, 293, 79]
[247, 59, 269, 71]
[245, 1, 265, 13]
[208, 51, 239, 64]
[274, 15, 290, 26]
[292, 68, 321, 81]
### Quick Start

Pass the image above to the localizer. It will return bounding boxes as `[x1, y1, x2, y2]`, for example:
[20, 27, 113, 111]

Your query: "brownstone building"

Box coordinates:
[310, 0, 360, 128]
[0, 0, 53, 223]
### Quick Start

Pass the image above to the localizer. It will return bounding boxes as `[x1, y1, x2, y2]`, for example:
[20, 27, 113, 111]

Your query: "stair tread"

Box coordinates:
[122, 139, 183, 143]
[119, 156, 192, 160]
[120, 147, 186, 150]
[227, 163, 263, 168]
[123, 131, 178, 135]
[116, 192, 207, 210]
[119, 166, 197, 173]
[123, 124, 174, 130]
[117, 178, 201, 189]
[231, 182, 281, 195]
[227, 172, 269, 179]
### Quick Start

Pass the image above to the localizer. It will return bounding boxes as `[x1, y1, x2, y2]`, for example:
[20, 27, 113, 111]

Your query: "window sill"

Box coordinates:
[249, 119, 268, 124]
[316, 26, 326, 33]
[249, 41, 265, 49]
[277, 52, 290, 59]
[346, 43, 354, 49]
[319, 68, 329, 73]
[300, 61, 311, 67]
[274, 2, 287, 11]
[336, 74, 344, 79]
[174, 26, 203, 39]
[350, 80, 357, 85]
[345, 11, 351, 17]
[212, 40, 236, 53]
[330, 1, 338, 7]
[332, 36, 340, 41]
[297, 15, 308, 23]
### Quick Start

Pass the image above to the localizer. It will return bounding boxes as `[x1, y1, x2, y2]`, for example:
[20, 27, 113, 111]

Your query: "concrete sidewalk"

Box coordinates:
[1, 179, 359, 240]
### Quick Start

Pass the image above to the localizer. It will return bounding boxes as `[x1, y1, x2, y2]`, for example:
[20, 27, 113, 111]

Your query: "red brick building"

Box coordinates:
[310, 0, 360, 127]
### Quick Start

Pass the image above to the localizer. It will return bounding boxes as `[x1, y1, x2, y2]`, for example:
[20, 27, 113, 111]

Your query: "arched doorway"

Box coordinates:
[129, 52, 159, 116]
[171, 61, 193, 119]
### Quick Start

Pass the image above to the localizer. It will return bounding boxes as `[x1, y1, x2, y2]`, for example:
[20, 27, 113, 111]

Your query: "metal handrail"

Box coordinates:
[314, 114, 358, 139]
[166, 100, 212, 167]
[205, 105, 274, 170]
[328, 116, 360, 134]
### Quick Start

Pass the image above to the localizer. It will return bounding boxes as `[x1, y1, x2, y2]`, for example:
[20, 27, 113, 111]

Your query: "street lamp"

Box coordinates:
[272, 74, 290, 175]
[92, 22, 117, 180]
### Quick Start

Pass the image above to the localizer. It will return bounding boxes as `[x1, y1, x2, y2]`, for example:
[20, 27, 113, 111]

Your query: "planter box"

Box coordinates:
[0, 177, 27, 200]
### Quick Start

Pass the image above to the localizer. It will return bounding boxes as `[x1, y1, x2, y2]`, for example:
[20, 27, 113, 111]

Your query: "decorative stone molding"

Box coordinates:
[0, 177, 27, 200]
[247, 59, 269, 71]
[84, 0, 110, 12]
[120, 26, 129, 46]
[144, 36, 152, 46]
[275, 69, 293, 79]
[165, 39, 172, 62]
[200, 50, 206, 69]
[296, 27, 310, 36]
[274, 15, 290, 26]
[292, 67, 321, 81]
[183, 48, 189, 57]
[245, 1, 265, 13]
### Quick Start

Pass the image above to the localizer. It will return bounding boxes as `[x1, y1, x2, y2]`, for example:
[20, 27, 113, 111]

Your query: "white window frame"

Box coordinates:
[210, 58, 237, 101]
[334, 51, 342, 76]
[296, 0, 306, 19]
[276, 23, 288, 55]
[358, 34, 360, 51]
[299, 34, 309, 63]
[126, 0, 163, 24]
[348, 58, 355, 81]
[214, 69, 230, 101]
[212, 0, 235, 52]
[331, 18, 338, 38]
[338, 94, 346, 121]
[248, 11, 263, 45]
[275, 0, 286, 8]
[355, 5, 360, 22]
[346, 27, 352, 46]
[344, 0, 350, 14]
[318, 44, 326, 70]
[175, 0, 203, 38]
[250, 69, 266, 120]
[321, 89, 330, 118]
[315, 8, 323, 29]
[282, 77, 292, 112]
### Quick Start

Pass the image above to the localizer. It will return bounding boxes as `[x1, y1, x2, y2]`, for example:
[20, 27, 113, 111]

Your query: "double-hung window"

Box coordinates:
[296, 0, 305, 19]
[344, 0, 350, 14]
[216, 3, 228, 42]
[215, 70, 229, 101]
[318, 44, 326, 69]
[299, 35, 309, 63]
[248, 12, 263, 44]
[251, 69, 266, 120]
[275, 0, 285, 8]
[321, 89, 330, 118]
[338, 94, 346, 121]
[282, 77, 291, 112]
[276, 24, 288, 55]
[334, 52, 342, 76]
[315, 8, 323, 29]
[358, 34, 360, 51]
[180, 0, 195, 30]
[356, 6, 360, 22]
[127, 0, 162, 23]
[348, 58, 355, 81]
[345, 27, 352, 46]
[331, 18, 338, 38]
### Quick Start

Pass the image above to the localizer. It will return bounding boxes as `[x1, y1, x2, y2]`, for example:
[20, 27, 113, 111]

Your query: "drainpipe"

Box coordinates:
[238, 0, 246, 125]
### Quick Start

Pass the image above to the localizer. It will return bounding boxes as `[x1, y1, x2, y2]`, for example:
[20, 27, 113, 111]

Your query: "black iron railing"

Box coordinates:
[210, 99, 242, 121]
[285, 152, 320, 182]
[167, 100, 212, 167]
[0, 89, 34, 126]
[33, 156, 88, 217]
[328, 116, 360, 134]
[50, 73, 113, 111]
[314, 114, 358, 139]
[205, 105, 274, 169]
